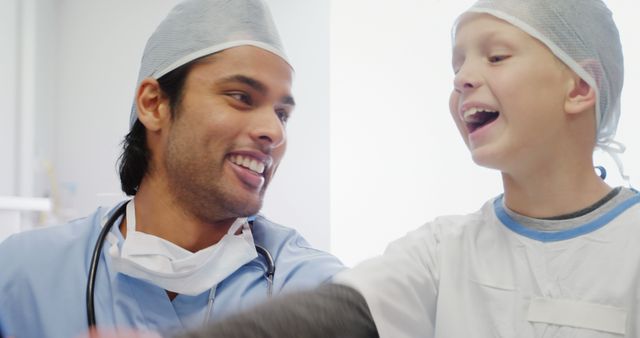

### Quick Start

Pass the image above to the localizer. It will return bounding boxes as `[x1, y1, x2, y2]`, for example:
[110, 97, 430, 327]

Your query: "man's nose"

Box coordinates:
[250, 107, 286, 149]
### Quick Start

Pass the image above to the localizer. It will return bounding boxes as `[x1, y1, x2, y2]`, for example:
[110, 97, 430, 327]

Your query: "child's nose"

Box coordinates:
[453, 64, 482, 93]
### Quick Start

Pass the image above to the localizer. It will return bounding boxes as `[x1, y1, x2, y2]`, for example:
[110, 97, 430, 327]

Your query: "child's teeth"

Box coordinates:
[463, 108, 478, 120]
[463, 108, 497, 123]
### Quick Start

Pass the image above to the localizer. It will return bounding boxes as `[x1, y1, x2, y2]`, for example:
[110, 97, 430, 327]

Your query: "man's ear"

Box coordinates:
[136, 78, 171, 132]
[565, 74, 596, 116]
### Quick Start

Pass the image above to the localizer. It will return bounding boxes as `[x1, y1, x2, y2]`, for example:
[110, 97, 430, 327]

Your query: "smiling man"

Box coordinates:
[0, 1, 344, 337]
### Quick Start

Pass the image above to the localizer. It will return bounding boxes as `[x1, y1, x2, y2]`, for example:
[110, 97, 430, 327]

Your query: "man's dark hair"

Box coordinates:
[117, 61, 196, 195]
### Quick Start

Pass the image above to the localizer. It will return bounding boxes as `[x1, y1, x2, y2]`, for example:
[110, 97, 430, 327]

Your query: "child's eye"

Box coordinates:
[488, 55, 510, 63]
[228, 92, 253, 105]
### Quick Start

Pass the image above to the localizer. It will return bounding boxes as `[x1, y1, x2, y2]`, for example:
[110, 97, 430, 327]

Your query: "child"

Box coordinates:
[172, 0, 637, 337]
[332, 0, 637, 336]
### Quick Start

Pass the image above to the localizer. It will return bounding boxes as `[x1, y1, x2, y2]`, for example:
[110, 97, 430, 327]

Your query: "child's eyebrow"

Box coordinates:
[453, 30, 515, 55]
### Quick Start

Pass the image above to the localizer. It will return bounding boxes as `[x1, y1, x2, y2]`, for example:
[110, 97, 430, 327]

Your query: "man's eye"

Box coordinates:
[229, 92, 252, 105]
[276, 110, 289, 123]
[488, 55, 509, 63]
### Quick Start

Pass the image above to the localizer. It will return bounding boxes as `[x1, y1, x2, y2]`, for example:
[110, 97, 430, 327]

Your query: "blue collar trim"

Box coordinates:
[493, 192, 640, 242]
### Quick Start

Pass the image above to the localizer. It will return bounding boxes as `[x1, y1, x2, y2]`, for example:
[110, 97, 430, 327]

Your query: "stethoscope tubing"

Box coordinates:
[86, 201, 128, 327]
[254, 244, 276, 296]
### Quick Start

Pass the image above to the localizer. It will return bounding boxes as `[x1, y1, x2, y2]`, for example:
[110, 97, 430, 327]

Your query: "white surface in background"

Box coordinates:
[330, 0, 640, 266]
[0, 196, 51, 211]
[0, 196, 51, 242]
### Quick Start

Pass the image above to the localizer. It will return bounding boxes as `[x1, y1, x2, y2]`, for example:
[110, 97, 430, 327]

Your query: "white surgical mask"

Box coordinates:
[107, 200, 258, 296]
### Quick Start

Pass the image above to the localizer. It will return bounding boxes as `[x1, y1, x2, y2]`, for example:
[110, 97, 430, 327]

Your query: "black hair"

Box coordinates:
[117, 61, 195, 195]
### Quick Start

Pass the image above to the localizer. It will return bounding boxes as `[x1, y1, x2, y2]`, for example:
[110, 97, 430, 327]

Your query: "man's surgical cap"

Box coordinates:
[454, 0, 624, 151]
[130, 0, 289, 128]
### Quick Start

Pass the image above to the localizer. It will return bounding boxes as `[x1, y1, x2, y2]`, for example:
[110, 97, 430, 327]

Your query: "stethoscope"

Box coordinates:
[85, 201, 276, 328]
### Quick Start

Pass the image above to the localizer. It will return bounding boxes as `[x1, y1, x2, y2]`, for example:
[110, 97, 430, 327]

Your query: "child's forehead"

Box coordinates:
[452, 13, 532, 49]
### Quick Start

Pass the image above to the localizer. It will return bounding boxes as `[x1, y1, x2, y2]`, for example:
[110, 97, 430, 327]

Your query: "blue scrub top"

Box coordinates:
[0, 203, 345, 338]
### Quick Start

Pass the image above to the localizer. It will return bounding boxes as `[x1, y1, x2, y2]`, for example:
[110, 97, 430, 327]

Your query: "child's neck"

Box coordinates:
[501, 167, 612, 218]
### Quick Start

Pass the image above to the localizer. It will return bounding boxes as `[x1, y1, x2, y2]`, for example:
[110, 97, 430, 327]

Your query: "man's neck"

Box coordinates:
[122, 179, 235, 253]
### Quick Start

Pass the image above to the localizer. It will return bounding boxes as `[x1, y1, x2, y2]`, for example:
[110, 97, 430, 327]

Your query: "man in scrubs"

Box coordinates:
[0, 1, 343, 337]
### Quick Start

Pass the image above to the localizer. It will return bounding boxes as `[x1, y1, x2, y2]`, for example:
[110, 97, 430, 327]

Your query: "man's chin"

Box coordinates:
[230, 197, 263, 218]
[212, 188, 265, 218]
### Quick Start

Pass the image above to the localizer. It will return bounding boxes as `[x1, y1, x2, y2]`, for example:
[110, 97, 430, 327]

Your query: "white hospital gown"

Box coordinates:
[335, 191, 640, 337]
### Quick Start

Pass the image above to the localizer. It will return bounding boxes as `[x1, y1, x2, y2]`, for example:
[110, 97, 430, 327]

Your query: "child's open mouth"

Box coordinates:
[463, 107, 499, 133]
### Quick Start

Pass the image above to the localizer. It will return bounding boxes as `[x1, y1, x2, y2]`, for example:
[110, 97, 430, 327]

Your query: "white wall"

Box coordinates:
[50, 0, 332, 249]
[330, 0, 640, 266]
[602, 0, 640, 186]
[0, 0, 56, 233]
[261, 0, 332, 250]
[53, 0, 175, 221]
[32, 0, 57, 208]
[0, 0, 18, 196]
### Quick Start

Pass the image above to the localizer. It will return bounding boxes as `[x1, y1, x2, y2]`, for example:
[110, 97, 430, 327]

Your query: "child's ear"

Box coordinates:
[565, 59, 600, 116]
[565, 74, 596, 115]
[136, 78, 171, 132]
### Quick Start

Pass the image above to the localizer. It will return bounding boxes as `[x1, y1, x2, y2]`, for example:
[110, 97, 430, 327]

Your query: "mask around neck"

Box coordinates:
[107, 200, 258, 296]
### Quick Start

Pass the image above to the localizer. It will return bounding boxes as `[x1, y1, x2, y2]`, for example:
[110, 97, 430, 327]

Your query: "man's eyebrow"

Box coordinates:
[220, 74, 295, 106]
[221, 75, 267, 93]
[281, 95, 295, 107]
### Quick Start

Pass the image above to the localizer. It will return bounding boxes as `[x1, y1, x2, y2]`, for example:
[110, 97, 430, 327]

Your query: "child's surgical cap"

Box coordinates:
[130, 0, 289, 128]
[454, 0, 624, 153]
